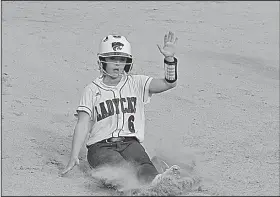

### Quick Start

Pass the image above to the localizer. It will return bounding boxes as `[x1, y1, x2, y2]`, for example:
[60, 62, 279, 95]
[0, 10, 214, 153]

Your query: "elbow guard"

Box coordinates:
[164, 57, 178, 83]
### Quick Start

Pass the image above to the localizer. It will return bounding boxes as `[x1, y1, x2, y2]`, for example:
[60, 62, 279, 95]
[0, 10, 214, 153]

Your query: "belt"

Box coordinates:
[100, 136, 137, 143]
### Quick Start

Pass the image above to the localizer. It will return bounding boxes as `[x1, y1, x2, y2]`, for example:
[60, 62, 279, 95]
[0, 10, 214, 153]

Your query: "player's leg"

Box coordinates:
[87, 141, 126, 168]
[119, 139, 159, 184]
[151, 165, 181, 185]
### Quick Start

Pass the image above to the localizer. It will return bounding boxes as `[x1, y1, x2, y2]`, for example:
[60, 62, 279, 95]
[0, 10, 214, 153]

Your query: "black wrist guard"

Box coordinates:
[164, 57, 178, 83]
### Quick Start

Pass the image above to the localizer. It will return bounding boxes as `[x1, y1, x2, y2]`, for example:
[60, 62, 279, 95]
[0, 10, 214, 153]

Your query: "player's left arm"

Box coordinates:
[149, 64, 177, 94]
[149, 31, 178, 95]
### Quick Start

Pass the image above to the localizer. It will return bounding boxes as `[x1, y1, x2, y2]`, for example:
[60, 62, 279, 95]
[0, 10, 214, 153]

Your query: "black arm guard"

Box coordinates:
[164, 57, 178, 83]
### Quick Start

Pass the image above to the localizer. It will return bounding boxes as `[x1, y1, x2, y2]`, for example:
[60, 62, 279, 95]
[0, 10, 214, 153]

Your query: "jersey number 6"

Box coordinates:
[128, 115, 135, 133]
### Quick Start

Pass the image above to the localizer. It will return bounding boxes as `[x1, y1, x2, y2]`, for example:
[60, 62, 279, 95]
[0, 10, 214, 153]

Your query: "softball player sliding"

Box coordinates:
[61, 31, 180, 185]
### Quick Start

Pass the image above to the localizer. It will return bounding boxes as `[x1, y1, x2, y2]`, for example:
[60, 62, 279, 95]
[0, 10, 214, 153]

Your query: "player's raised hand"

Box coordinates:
[60, 157, 80, 176]
[157, 31, 178, 58]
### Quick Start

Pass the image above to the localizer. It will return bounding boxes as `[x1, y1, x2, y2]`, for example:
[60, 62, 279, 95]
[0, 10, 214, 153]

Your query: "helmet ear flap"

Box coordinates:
[99, 56, 105, 62]
[124, 64, 130, 73]
[124, 57, 133, 73]
[124, 63, 133, 73]
[98, 56, 107, 71]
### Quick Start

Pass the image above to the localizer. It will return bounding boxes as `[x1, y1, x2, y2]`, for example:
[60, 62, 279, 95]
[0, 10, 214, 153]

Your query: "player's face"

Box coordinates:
[104, 56, 127, 78]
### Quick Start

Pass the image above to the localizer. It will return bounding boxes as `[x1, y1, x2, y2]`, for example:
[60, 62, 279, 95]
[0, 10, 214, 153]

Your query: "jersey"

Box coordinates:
[76, 74, 153, 146]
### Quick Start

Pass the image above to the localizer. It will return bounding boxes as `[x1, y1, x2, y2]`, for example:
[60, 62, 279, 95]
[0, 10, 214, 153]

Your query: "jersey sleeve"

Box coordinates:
[132, 75, 153, 104]
[76, 84, 96, 120]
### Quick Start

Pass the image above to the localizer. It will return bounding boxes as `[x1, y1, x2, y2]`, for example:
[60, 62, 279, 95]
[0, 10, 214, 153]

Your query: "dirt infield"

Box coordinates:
[1, 1, 279, 196]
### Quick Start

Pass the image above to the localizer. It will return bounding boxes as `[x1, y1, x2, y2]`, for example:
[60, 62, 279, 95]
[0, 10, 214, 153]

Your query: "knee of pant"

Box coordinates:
[137, 163, 159, 184]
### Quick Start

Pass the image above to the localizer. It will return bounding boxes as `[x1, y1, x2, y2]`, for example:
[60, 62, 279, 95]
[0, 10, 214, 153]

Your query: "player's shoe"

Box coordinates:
[151, 165, 181, 186]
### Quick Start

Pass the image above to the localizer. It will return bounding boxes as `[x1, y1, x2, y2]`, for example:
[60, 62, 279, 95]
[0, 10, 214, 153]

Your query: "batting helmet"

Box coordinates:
[97, 35, 133, 74]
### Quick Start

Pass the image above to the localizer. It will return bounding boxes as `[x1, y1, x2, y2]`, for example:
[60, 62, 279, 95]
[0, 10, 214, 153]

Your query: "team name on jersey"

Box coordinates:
[95, 97, 137, 122]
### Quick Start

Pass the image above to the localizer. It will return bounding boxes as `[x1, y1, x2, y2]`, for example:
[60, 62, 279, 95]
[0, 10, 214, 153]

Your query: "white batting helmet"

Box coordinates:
[98, 35, 133, 73]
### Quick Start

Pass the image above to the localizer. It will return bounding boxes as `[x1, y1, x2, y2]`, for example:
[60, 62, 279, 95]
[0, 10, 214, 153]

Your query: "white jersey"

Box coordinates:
[76, 74, 153, 146]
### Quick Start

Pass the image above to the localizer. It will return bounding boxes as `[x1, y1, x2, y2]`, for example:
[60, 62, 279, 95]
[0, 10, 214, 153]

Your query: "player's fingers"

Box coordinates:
[174, 37, 178, 45]
[170, 31, 174, 42]
[60, 166, 73, 176]
[60, 159, 78, 176]
[167, 31, 172, 42]
[164, 34, 168, 44]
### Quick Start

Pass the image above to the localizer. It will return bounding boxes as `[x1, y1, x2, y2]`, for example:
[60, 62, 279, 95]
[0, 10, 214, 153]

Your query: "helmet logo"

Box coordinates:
[112, 42, 124, 51]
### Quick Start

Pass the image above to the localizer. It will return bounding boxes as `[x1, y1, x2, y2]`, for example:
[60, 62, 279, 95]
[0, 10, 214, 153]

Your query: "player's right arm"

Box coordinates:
[61, 85, 96, 176]
[60, 112, 91, 176]
[70, 112, 92, 159]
